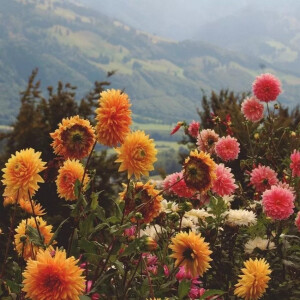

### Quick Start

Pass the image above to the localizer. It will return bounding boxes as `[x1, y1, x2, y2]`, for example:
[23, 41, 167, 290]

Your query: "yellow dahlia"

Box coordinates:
[234, 258, 271, 300]
[22, 248, 85, 300]
[19, 198, 46, 216]
[115, 130, 157, 179]
[95, 89, 132, 147]
[56, 159, 89, 201]
[2, 148, 46, 202]
[120, 181, 162, 224]
[169, 231, 212, 277]
[50, 115, 96, 160]
[14, 216, 55, 260]
[183, 149, 216, 193]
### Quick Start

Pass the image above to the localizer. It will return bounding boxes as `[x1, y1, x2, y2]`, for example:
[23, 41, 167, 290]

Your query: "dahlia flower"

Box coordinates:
[212, 163, 237, 196]
[196, 129, 219, 154]
[224, 209, 257, 227]
[290, 149, 300, 177]
[95, 89, 132, 147]
[250, 165, 278, 193]
[252, 73, 282, 102]
[215, 136, 240, 161]
[244, 237, 275, 254]
[241, 96, 264, 122]
[188, 120, 200, 138]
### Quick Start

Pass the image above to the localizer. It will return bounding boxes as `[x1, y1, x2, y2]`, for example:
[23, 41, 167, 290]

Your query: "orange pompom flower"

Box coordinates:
[50, 115, 96, 160]
[14, 216, 55, 260]
[183, 149, 216, 193]
[22, 248, 85, 300]
[234, 258, 271, 300]
[56, 159, 89, 201]
[95, 89, 132, 147]
[120, 181, 162, 224]
[115, 130, 157, 179]
[169, 231, 212, 277]
[18, 198, 46, 216]
[2, 148, 46, 202]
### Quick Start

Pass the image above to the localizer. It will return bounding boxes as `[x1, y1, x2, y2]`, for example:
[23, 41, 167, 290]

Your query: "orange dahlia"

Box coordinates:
[183, 150, 216, 193]
[50, 115, 96, 160]
[14, 216, 55, 260]
[120, 181, 162, 223]
[56, 159, 89, 201]
[95, 89, 132, 147]
[19, 198, 46, 216]
[234, 258, 271, 300]
[115, 130, 157, 179]
[169, 231, 212, 277]
[2, 148, 46, 202]
[22, 248, 85, 300]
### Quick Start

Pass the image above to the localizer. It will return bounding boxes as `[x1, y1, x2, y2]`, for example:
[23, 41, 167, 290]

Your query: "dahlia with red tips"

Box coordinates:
[241, 96, 264, 122]
[295, 212, 300, 232]
[188, 121, 200, 138]
[163, 171, 195, 198]
[215, 136, 240, 161]
[252, 73, 282, 102]
[250, 165, 278, 193]
[262, 185, 295, 220]
[290, 149, 300, 177]
[197, 129, 219, 155]
[212, 164, 237, 196]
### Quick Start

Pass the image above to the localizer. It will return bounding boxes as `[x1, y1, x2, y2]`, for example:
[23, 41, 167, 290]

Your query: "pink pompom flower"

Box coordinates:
[215, 136, 240, 161]
[188, 120, 200, 138]
[250, 165, 278, 193]
[290, 149, 300, 177]
[197, 129, 219, 154]
[212, 164, 237, 196]
[262, 186, 295, 220]
[241, 96, 264, 122]
[163, 171, 195, 198]
[252, 73, 282, 102]
[295, 212, 300, 232]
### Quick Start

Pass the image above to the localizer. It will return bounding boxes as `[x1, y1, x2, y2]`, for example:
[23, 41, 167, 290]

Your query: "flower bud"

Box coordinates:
[178, 201, 193, 213]
[168, 212, 180, 221]
[144, 237, 158, 251]
[290, 131, 296, 137]
[254, 133, 259, 140]
[135, 212, 143, 220]
[274, 103, 279, 109]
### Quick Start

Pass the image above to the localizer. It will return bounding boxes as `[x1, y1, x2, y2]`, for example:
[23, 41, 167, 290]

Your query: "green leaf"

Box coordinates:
[79, 296, 91, 300]
[199, 289, 226, 299]
[74, 179, 81, 199]
[90, 192, 100, 210]
[78, 238, 98, 253]
[48, 218, 69, 246]
[26, 224, 44, 247]
[79, 214, 95, 236]
[178, 280, 191, 299]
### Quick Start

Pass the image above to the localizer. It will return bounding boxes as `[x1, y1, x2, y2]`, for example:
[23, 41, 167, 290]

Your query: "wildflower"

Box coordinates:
[2, 148, 46, 202]
[215, 136, 240, 161]
[56, 159, 89, 201]
[234, 258, 271, 300]
[169, 231, 212, 277]
[212, 164, 237, 196]
[160, 199, 179, 214]
[244, 237, 275, 254]
[262, 185, 295, 220]
[170, 121, 184, 135]
[14, 216, 54, 260]
[50, 115, 96, 160]
[252, 73, 282, 102]
[196, 129, 219, 154]
[188, 120, 200, 138]
[22, 248, 85, 300]
[184, 209, 212, 223]
[295, 212, 300, 232]
[19, 198, 46, 216]
[95, 89, 132, 147]
[224, 209, 257, 227]
[290, 149, 300, 177]
[250, 165, 278, 193]
[163, 171, 195, 198]
[241, 96, 264, 122]
[140, 224, 164, 241]
[183, 150, 216, 193]
[120, 181, 162, 224]
[115, 130, 157, 179]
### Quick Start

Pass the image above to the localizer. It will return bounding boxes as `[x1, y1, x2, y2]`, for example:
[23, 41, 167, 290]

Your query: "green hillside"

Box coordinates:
[0, 0, 300, 125]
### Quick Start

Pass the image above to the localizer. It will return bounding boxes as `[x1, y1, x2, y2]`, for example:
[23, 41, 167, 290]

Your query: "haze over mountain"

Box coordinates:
[0, 0, 300, 126]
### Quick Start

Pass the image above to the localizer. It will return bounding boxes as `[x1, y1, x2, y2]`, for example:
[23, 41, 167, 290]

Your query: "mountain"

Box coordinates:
[0, 0, 300, 126]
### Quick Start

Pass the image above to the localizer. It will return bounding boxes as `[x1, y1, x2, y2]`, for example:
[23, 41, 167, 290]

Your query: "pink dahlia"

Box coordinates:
[290, 149, 300, 177]
[215, 136, 240, 161]
[252, 73, 282, 102]
[241, 96, 264, 122]
[212, 164, 237, 196]
[188, 120, 200, 138]
[250, 165, 278, 193]
[197, 129, 219, 154]
[262, 185, 295, 220]
[295, 212, 300, 232]
[163, 172, 195, 198]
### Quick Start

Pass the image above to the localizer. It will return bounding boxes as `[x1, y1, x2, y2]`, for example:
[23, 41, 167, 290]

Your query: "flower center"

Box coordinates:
[44, 273, 61, 290]
[183, 247, 195, 261]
